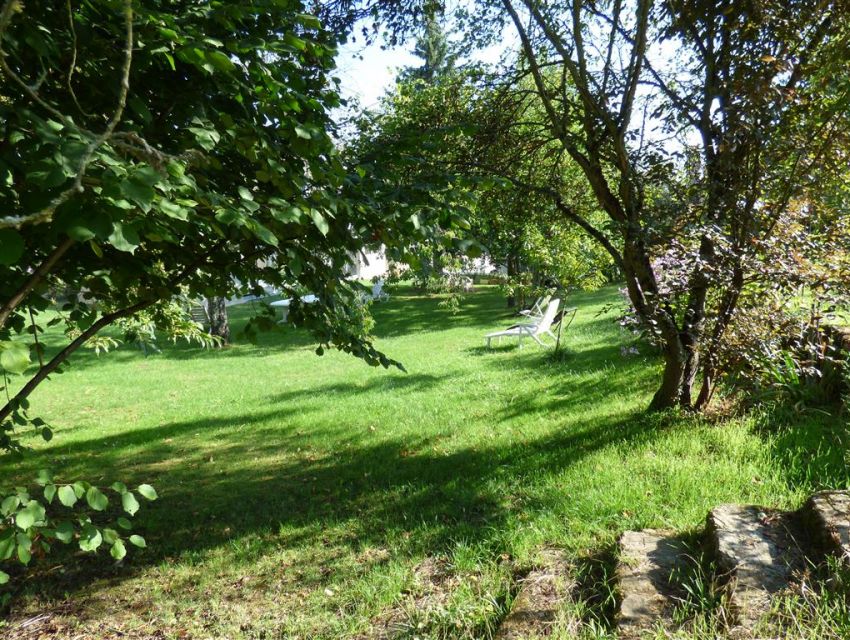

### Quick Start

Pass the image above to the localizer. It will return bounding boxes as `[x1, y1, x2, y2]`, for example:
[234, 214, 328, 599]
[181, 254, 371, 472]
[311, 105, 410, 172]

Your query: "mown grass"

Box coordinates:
[1, 285, 848, 638]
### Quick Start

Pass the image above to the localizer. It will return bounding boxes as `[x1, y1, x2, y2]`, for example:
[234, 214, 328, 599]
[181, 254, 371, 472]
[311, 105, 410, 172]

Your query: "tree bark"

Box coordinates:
[650, 340, 687, 410]
[506, 252, 518, 308]
[206, 297, 230, 344]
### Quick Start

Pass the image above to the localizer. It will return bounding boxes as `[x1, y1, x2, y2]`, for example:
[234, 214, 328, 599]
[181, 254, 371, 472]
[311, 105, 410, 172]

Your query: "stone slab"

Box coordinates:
[616, 529, 684, 639]
[707, 505, 804, 630]
[496, 549, 572, 639]
[802, 490, 850, 563]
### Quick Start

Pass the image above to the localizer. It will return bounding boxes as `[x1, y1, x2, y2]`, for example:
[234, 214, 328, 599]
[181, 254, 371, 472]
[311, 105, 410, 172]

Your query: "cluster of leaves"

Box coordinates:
[343, 0, 850, 411]
[0, 0, 480, 591]
[0, 471, 157, 591]
[349, 66, 614, 312]
[1, 0, 475, 449]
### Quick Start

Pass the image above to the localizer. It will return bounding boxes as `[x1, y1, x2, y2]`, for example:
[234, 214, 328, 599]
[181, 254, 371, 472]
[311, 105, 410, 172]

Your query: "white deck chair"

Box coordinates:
[371, 280, 389, 302]
[486, 298, 561, 348]
[519, 294, 551, 319]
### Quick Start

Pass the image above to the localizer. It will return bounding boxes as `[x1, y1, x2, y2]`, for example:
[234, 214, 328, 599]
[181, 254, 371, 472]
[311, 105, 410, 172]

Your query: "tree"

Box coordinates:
[333, 0, 850, 411]
[0, 0, 473, 582]
[206, 297, 230, 344]
[352, 63, 614, 308]
[398, 8, 457, 84]
[0, 0, 463, 449]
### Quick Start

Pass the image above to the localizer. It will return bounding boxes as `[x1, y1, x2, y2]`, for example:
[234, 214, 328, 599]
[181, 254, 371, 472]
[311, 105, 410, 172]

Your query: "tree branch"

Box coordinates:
[0, 0, 134, 229]
[0, 236, 75, 331]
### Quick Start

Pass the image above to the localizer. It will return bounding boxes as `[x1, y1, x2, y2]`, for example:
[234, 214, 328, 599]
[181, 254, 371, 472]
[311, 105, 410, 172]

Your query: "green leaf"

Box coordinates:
[0, 531, 14, 560]
[238, 186, 254, 201]
[188, 126, 220, 151]
[129, 534, 146, 548]
[205, 50, 235, 73]
[111, 481, 128, 494]
[43, 484, 57, 504]
[1, 496, 19, 516]
[17, 534, 32, 564]
[110, 539, 127, 561]
[15, 502, 44, 531]
[63, 210, 113, 242]
[102, 528, 119, 545]
[121, 491, 140, 516]
[251, 223, 279, 247]
[137, 484, 158, 501]
[0, 228, 25, 266]
[86, 487, 109, 511]
[119, 179, 156, 211]
[79, 524, 102, 552]
[310, 209, 329, 236]
[158, 27, 179, 41]
[294, 125, 312, 140]
[58, 485, 78, 507]
[284, 34, 307, 51]
[116, 517, 132, 530]
[296, 13, 322, 29]
[0, 341, 31, 375]
[54, 521, 74, 543]
[108, 222, 140, 254]
[35, 469, 52, 486]
[0, 570, 9, 584]
[159, 200, 189, 220]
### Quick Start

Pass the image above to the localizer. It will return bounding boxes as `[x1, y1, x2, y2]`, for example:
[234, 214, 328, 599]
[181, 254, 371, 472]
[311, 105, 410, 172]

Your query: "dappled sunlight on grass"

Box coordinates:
[2, 285, 847, 638]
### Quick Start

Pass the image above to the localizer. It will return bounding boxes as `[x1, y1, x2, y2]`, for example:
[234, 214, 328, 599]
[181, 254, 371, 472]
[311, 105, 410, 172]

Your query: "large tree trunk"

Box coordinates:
[206, 297, 230, 344]
[650, 343, 687, 410]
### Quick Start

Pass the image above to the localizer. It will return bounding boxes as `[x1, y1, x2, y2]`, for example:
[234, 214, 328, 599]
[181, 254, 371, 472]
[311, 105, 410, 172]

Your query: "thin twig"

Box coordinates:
[66, 0, 93, 118]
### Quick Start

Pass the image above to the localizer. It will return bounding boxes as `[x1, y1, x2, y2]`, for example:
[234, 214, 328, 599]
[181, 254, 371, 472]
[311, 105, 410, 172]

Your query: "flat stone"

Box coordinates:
[707, 505, 804, 630]
[616, 529, 684, 639]
[496, 549, 572, 639]
[802, 490, 850, 564]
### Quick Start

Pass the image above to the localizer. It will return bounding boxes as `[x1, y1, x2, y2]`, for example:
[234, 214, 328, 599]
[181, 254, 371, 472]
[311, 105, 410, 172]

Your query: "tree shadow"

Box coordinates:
[12, 405, 665, 605]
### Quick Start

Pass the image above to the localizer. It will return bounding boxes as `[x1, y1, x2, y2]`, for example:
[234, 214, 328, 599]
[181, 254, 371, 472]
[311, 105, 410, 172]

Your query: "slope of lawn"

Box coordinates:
[1, 285, 847, 638]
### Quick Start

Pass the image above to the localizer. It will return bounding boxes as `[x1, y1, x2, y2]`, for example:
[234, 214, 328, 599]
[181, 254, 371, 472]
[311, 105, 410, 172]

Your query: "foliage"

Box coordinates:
[0, 470, 156, 598]
[397, 7, 457, 84]
[350, 67, 614, 313]
[342, 0, 850, 411]
[0, 0, 470, 451]
[0, 0, 474, 585]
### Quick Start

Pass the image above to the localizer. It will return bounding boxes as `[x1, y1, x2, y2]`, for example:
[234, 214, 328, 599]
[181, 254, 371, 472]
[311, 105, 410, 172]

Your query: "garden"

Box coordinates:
[2, 0, 850, 638]
[3, 285, 847, 638]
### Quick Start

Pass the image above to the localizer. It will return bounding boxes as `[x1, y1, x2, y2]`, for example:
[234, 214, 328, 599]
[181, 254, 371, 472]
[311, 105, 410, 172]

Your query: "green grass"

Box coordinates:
[1, 285, 848, 638]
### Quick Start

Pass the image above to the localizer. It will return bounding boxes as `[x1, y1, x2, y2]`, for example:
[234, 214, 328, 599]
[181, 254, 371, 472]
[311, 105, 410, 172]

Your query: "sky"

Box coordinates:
[332, 26, 513, 111]
[334, 38, 420, 110]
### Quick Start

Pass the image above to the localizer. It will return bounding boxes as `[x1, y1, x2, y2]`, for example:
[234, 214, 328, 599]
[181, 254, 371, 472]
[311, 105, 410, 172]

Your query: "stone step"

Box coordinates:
[801, 490, 850, 564]
[616, 529, 685, 639]
[496, 549, 572, 639]
[706, 504, 806, 631]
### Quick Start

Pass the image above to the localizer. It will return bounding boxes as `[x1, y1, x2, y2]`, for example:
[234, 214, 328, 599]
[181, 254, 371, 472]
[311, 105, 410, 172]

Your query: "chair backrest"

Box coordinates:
[372, 281, 384, 297]
[533, 298, 561, 334]
[536, 294, 552, 314]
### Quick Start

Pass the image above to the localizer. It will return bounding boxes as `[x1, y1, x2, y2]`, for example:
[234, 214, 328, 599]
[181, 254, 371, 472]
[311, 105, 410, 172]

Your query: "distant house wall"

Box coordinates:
[346, 247, 505, 280]
[347, 248, 388, 281]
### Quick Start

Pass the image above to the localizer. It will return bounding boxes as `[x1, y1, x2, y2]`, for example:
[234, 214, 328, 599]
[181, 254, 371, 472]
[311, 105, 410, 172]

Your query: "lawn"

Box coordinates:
[1, 285, 847, 639]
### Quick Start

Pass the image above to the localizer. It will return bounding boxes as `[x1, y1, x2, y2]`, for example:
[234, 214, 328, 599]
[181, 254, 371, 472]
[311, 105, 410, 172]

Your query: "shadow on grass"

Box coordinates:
[12, 405, 666, 609]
